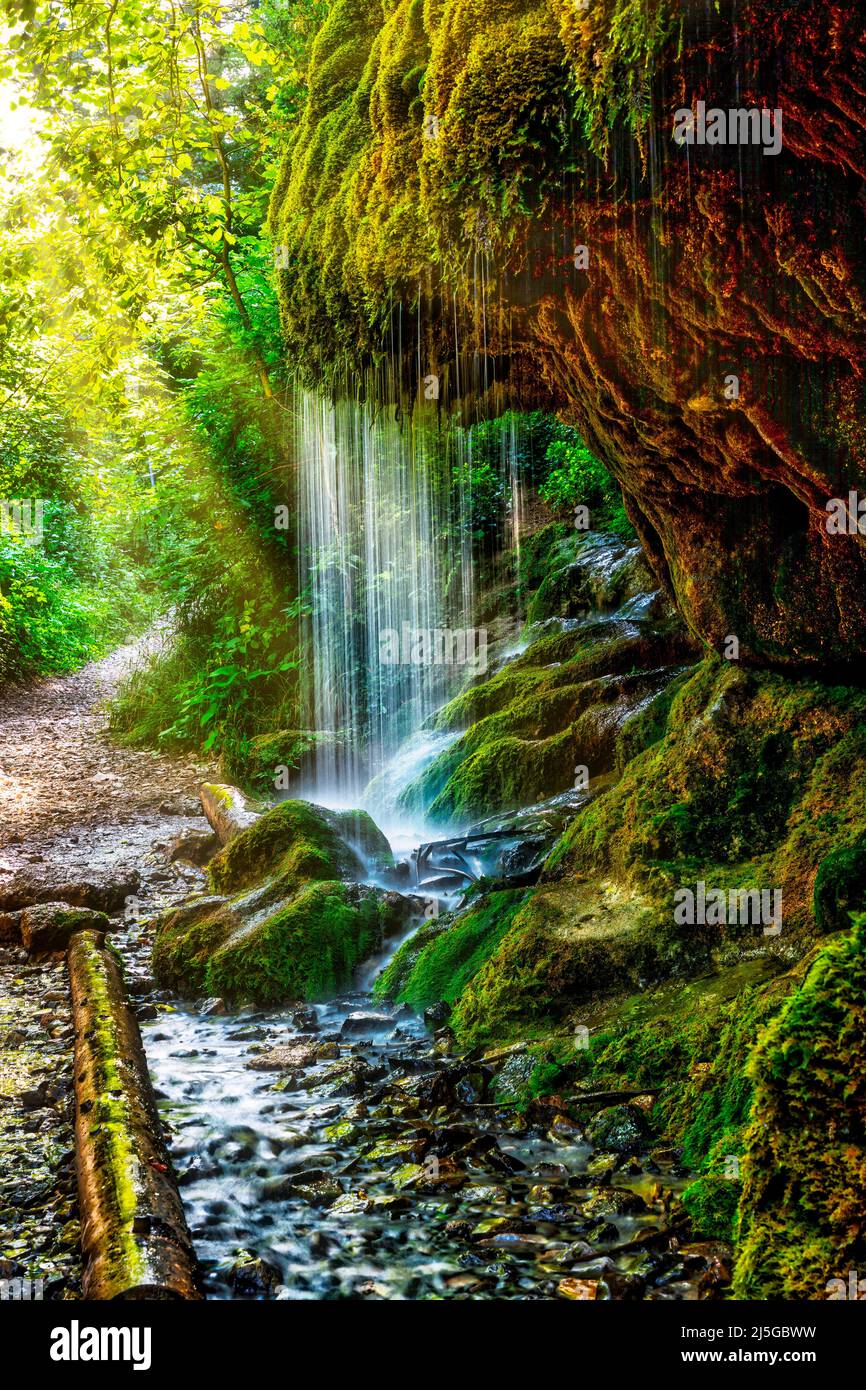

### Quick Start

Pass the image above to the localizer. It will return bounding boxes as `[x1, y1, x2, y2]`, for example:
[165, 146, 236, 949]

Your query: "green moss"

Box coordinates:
[207, 798, 392, 895]
[552, 0, 677, 157]
[681, 1175, 742, 1242]
[154, 882, 397, 1006]
[70, 934, 150, 1285]
[494, 958, 794, 1241]
[373, 915, 448, 1002]
[515, 520, 571, 588]
[374, 889, 526, 1010]
[268, 0, 679, 377]
[449, 882, 663, 1046]
[421, 724, 580, 823]
[431, 663, 550, 733]
[813, 835, 866, 934]
[399, 526, 688, 828]
[154, 798, 397, 1004]
[614, 666, 693, 769]
[734, 917, 866, 1298]
[523, 534, 649, 625]
[549, 660, 866, 935]
[402, 625, 693, 823]
[152, 898, 239, 997]
[206, 881, 388, 1005]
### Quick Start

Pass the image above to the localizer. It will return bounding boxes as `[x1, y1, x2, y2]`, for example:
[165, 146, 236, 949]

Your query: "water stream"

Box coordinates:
[133, 888, 696, 1302]
[293, 389, 540, 809]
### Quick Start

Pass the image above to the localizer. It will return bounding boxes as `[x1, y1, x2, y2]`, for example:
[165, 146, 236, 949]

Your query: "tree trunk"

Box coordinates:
[199, 782, 260, 845]
[69, 930, 201, 1300]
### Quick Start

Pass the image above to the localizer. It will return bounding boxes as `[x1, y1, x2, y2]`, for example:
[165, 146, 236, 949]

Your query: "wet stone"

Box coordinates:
[585, 1103, 649, 1155]
[340, 1011, 395, 1038]
[246, 1043, 325, 1072]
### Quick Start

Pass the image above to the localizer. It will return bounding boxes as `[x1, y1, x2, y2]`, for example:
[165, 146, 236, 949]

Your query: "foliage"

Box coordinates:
[450, 409, 627, 553]
[0, 131, 164, 677]
[108, 305, 303, 761]
[0, 0, 324, 772]
[539, 432, 629, 532]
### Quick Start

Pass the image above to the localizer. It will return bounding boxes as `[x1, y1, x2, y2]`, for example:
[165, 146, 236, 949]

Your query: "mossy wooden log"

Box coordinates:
[199, 782, 260, 845]
[68, 930, 201, 1300]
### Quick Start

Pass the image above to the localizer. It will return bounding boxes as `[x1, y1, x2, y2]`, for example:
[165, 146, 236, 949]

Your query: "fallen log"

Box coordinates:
[68, 930, 201, 1300]
[199, 782, 260, 845]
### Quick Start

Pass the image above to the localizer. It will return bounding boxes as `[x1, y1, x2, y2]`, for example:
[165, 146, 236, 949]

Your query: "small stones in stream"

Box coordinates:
[246, 1042, 339, 1071]
[140, 989, 729, 1302]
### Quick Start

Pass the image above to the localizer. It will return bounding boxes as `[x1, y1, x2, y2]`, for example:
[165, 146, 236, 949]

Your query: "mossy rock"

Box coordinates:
[394, 532, 691, 825]
[449, 880, 663, 1046]
[20, 903, 111, 952]
[585, 1102, 649, 1155]
[548, 660, 866, 937]
[154, 880, 400, 1007]
[207, 798, 393, 895]
[151, 896, 236, 998]
[524, 534, 650, 625]
[154, 799, 400, 1005]
[401, 633, 693, 824]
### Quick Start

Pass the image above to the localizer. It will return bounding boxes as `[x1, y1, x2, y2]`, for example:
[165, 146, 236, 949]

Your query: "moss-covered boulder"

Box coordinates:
[394, 524, 694, 825]
[21, 903, 110, 953]
[524, 533, 652, 625]
[547, 660, 866, 938]
[586, 1102, 649, 1155]
[448, 880, 665, 1047]
[153, 799, 401, 1006]
[419, 658, 866, 1063]
[154, 880, 400, 1007]
[207, 798, 393, 894]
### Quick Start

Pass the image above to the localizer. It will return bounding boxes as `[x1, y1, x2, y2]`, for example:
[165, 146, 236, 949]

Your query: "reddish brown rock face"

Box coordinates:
[273, 0, 866, 670]
[520, 2, 866, 670]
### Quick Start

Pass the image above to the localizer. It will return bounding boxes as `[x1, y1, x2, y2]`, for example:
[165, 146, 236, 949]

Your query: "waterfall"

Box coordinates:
[295, 387, 474, 810]
[295, 385, 537, 820]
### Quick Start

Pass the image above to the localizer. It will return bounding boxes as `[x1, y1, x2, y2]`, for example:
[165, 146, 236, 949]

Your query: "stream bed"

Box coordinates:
[124, 895, 713, 1303]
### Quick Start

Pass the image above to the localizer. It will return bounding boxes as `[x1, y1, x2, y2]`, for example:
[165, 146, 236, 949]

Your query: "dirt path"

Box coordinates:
[0, 630, 217, 1300]
[0, 628, 215, 871]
